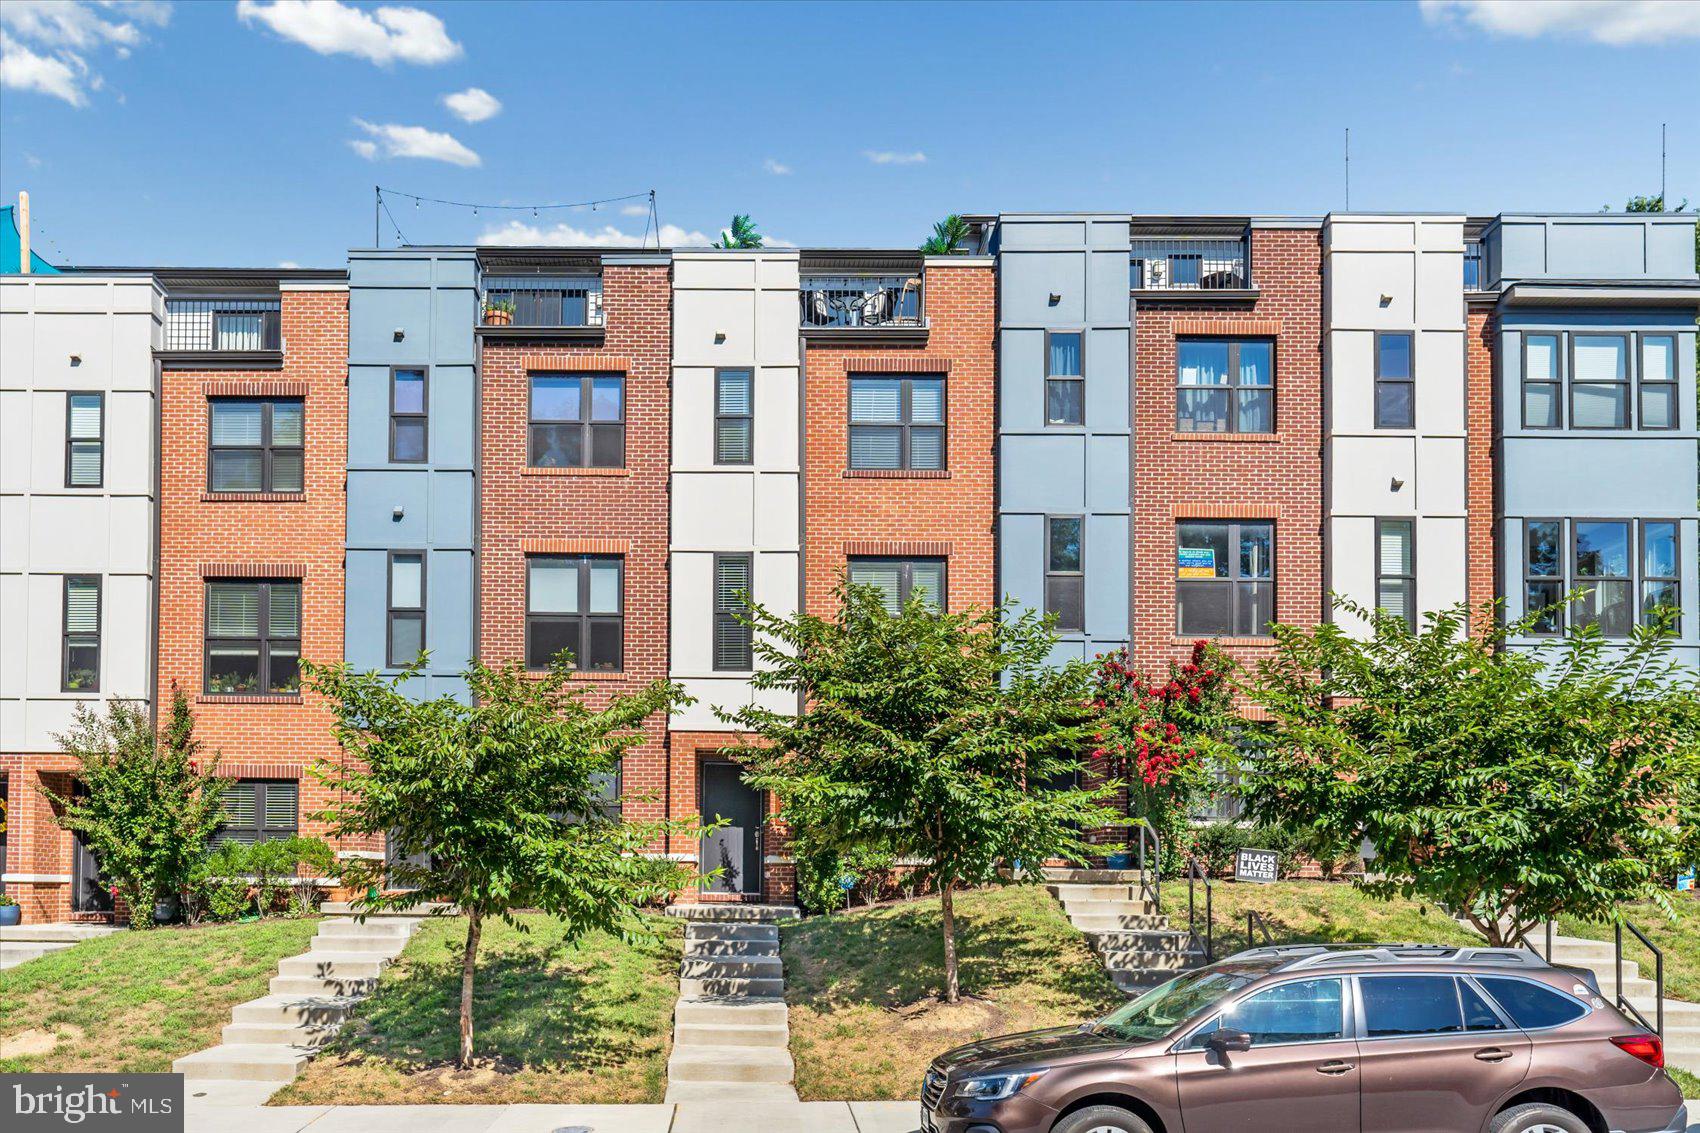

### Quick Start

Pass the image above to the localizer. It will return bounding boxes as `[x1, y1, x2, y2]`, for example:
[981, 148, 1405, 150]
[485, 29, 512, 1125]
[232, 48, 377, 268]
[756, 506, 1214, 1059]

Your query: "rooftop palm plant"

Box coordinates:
[713, 214, 763, 249]
[920, 214, 971, 256]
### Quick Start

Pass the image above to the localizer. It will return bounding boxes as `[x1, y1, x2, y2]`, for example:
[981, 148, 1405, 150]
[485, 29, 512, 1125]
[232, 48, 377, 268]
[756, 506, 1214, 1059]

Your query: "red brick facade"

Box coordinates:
[1465, 303, 1499, 631]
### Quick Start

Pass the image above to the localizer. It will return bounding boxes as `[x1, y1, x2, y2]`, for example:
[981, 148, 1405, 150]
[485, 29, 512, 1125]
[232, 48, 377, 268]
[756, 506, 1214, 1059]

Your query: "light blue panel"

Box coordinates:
[999, 330, 1046, 432]
[359, 256, 436, 286]
[998, 513, 1045, 612]
[1000, 435, 1085, 513]
[432, 288, 478, 365]
[427, 549, 476, 673]
[349, 470, 432, 544]
[1086, 435, 1130, 513]
[428, 472, 475, 546]
[1548, 222, 1645, 277]
[998, 221, 1088, 250]
[1000, 252, 1085, 325]
[347, 364, 392, 467]
[1044, 639, 1089, 667]
[1496, 221, 1546, 279]
[1503, 437, 1696, 515]
[1087, 251, 1133, 325]
[1648, 223, 1698, 277]
[1087, 219, 1131, 250]
[1493, 215, 1699, 282]
[432, 256, 479, 289]
[431, 364, 477, 468]
[349, 286, 434, 362]
[1084, 514, 1129, 640]
[344, 549, 390, 672]
[1083, 327, 1130, 428]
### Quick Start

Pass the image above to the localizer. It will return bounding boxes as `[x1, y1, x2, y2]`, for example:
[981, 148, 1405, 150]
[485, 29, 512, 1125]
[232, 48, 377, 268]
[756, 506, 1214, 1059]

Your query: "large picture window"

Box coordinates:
[216, 780, 299, 845]
[209, 398, 304, 493]
[714, 369, 754, 464]
[1374, 333, 1414, 429]
[65, 392, 104, 488]
[204, 579, 301, 695]
[1522, 518, 1680, 637]
[713, 553, 754, 671]
[848, 375, 945, 470]
[1177, 521, 1275, 637]
[1045, 331, 1084, 426]
[529, 373, 624, 468]
[848, 557, 946, 614]
[1176, 339, 1273, 433]
[1045, 517, 1084, 632]
[1521, 330, 1675, 431]
[526, 555, 622, 671]
[62, 575, 101, 692]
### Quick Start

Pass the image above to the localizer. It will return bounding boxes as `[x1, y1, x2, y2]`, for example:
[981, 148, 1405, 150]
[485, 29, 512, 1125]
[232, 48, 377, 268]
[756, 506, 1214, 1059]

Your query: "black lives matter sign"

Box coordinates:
[1235, 848, 1280, 884]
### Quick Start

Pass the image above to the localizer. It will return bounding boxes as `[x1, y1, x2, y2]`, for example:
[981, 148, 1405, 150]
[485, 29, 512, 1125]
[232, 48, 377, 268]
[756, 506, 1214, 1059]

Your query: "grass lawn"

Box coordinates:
[781, 884, 1124, 1101]
[0, 917, 321, 1073]
[1558, 893, 1700, 1004]
[1195, 879, 1478, 956]
[275, 911, 680, 1105]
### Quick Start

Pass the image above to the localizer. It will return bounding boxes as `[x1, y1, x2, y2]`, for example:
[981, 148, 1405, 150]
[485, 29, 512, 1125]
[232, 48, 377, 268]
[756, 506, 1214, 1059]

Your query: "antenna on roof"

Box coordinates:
[1661, 122, 1666, 206]
[1344, 128, 1351, 212]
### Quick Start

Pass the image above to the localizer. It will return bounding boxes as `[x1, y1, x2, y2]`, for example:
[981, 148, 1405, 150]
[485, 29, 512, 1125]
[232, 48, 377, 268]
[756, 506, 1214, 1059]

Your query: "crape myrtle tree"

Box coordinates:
[1239, 597, 1700, 946]
[306, 656, 702, 1069]
[723, 578, 1123, 1003]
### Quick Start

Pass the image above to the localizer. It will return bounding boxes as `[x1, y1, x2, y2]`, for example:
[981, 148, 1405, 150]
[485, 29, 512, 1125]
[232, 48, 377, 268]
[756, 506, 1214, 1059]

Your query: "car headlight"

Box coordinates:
[954, 1069, 1047, 1101]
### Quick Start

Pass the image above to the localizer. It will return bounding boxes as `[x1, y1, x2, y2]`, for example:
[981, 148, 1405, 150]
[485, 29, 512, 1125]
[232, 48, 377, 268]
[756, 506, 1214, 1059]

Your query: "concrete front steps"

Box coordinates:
[664, 908, 800, 1103]
[0, 922, 121, 969]
[1535, 932, 1700, 1076]
[1044, 869, 1203, 992]
[173, 909, 430, 1098]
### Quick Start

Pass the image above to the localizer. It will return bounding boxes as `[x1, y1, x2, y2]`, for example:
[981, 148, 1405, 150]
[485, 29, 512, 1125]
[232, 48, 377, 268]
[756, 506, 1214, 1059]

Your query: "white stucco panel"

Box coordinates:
[1415, 437, 1467, 515]
[1330, 436, 1416, 515]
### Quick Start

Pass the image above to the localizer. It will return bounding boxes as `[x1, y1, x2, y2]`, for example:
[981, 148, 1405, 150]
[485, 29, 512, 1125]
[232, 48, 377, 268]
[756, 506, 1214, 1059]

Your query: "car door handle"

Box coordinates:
[1474, 1048, 1514, 1063]
[1316, 1061, 1355, 1075]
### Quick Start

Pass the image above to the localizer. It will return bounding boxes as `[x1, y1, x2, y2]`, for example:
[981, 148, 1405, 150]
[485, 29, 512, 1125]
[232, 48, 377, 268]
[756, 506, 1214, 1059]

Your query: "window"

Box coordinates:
[1571, 334, 1629, 428]
[526, 555, 622, 671]
[1045, 517, 1085, 632]
[216, 780, 299, 845]
[1524, 519, 1564, 634]
[1459, 980, 1508, 1032]
[1374, 332, 1414, 429]
[713, 553, 754, 671]
[1045, 332, 1084, 426]
[528, 373, 624, 469]
[1522, 519, 1678, 637]
[387, 553, 425, 667]
[1641, 520, 1680, 630]
[390, 368, 427, 462]
[1640, 335, 1678, 430]
[1522, 333, 1561, 429]
[209, 398, 303, 493]
[204, 580, 301, 695]
[1360, 975, 1465, 1038]
[1198, 978, 1344, 1046]
[1177, 339, 1273, 433]
[65, 392, 103, 488]
[1476, 977, 1588, 1031]
[849, 374, 945, 470]
[1376, 519, 1416, 630]
[848, 557, 946, 613]
[1177, 521, 1275, 637]
[62, 576, 100, 692]
[715, 369, 754, 464]
[1574, 520, 1632, 636]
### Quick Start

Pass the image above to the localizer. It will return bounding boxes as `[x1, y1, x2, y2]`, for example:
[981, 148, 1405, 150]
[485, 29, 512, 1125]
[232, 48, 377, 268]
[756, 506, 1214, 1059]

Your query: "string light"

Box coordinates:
[373, 186, 661, 250]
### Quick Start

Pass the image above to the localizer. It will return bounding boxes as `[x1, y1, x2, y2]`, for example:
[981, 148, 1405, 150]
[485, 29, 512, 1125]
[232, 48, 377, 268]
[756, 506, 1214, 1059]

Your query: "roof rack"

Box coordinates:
[1223, 944, 1549, 972]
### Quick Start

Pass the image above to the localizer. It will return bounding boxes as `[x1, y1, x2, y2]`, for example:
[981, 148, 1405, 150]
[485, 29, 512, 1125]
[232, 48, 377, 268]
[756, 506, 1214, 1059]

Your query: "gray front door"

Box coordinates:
[699, 762, 763, 896]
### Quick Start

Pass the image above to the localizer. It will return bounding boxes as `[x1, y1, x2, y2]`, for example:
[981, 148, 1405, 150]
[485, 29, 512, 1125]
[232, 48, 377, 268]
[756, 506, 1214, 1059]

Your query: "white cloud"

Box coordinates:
[237, 0, 462, 65]
[24, 151, 43, 168]
[763, 158, 792, 175]
[863, 149, 926, 165]
[1419, 0, 1700, 44]
[619, 203, 650, 217]
[349, 119, 480, 167]
[478, 220, 713, 248]
[278, 260, 301, 269]
[0, 0, 168, 106]
[442, 86, 500, 122]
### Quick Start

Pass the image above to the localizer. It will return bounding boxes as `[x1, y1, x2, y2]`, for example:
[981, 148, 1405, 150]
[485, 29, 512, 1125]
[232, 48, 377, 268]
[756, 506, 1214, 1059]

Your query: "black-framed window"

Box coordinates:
[390, 368, 427, 462]
[216, 780, 299, 845]
[1045, 517, 1084, 632]
[65, 392, 104, 488]
[387, 552, 425, 667]
[1177, 520, 1275, 637]
[209, 398, 303, 493]
[62, 575, 100, 693]
[1376, 519, 1416, 631]
[526, 555, 622, 671]
[205, 579, 301, 695]
[1642, 520, 1681, 631]
[848, 374, 944, 470]
[1523, 518, 1680, 637]
[1640, 334, 1678, 430]
[1573, 519, 1633, 636]
[713, 553, 754, 670]
[1571, 334, 1630, 429]
[1524, 519, 1564, 634]
[529, 372, 624, 468]
[1045, 331, 1084, 426]
[715, 369, 754, 465]
[1374, 332, 1414, 429]
[848, 557, 946, 614]
[1176, 338, 1274, 433]
[1521, 333, 1561, 429]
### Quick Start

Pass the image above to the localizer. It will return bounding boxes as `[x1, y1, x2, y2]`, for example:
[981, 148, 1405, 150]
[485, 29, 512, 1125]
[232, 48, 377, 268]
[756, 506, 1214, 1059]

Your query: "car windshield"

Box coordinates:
[1097, 962, 1275, 1042]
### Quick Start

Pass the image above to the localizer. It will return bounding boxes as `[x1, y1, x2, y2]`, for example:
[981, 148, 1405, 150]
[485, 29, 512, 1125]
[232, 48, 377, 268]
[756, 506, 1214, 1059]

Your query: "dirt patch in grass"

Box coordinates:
[781, 885, 1123, 1101]
[274, 912, 680, 1105]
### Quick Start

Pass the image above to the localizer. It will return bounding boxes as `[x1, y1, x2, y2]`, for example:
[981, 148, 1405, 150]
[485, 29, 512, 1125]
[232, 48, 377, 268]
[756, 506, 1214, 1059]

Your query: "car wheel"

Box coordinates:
[1052, 1104, 1155, 1133]
[1489, 1102, 1592, 1133]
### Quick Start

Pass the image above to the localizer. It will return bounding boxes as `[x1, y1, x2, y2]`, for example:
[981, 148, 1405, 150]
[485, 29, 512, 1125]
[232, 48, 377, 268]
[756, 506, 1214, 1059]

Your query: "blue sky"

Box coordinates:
[1, 0, 1697, 269]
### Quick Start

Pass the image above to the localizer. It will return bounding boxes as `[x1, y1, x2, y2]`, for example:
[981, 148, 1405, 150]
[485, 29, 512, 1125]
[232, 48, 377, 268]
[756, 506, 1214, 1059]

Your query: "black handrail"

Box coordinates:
[1247, 910, 1275, 950]
[1615, 920, 1665, 1038]
[1131, 819, 1161, 912]
[1186, 857, 1213, 963]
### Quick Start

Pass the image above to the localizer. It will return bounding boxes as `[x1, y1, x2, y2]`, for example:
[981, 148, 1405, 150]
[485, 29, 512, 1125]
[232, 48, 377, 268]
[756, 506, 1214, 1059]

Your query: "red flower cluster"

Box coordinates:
[1091, 642, 1225, 788]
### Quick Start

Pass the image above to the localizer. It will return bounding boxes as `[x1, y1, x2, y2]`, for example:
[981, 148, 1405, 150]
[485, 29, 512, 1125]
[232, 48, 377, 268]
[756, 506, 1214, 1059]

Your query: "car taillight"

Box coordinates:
[1610, 1033, 1664, 1069]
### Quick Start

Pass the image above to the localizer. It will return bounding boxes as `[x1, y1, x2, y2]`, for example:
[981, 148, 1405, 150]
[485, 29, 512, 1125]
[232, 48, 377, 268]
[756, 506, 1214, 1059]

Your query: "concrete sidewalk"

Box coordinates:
[185, 1099, 924, 1133]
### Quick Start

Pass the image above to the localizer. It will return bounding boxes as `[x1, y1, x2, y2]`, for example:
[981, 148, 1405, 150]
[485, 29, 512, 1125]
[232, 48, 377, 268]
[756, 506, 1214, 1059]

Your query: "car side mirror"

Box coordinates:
[1206, 1028, 1253, 1054]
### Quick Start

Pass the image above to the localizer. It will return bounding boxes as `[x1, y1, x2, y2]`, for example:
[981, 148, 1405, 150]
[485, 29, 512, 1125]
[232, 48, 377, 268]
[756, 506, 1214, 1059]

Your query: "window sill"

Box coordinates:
[197, 693, 304, 704]
[524, 669, 628, 681]
[1170, 635, 1276, 647]
[201, 491, 307, 502]
[842, 469, 951, 479]
[521, 466, 630, 477]
[1170, 432, 1280, 443]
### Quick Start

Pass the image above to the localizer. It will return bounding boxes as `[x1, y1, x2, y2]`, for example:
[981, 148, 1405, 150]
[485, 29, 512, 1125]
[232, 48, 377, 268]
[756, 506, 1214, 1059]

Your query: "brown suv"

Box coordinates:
[921, 944, 1687, 1133]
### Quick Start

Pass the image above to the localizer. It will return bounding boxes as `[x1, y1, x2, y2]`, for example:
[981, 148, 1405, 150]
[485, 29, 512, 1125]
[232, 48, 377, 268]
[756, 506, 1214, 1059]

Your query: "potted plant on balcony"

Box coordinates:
[483, 298, 515, 327]
[0, 893, 21, 927]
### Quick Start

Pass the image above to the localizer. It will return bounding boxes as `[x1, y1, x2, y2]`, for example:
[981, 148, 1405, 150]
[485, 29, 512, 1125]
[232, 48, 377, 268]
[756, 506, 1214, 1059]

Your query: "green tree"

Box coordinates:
[723, 580, 1122, 1002]
[920, 214, 972, 256]
[306, 657, 700, 1068]
[45, 688, 226, 920]
[1240, 598, 1700, 946]
[712, 214, 764, 249]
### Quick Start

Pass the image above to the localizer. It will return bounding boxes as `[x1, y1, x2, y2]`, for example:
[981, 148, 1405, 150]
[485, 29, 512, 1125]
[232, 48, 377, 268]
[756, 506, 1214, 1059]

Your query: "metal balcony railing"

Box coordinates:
[1130, 238, 1250, 291]
[800, 274, 924, 329]
[163, 297, 282, 352]
[481, 275, 604, 328]
[1464, 240, 1486, 290]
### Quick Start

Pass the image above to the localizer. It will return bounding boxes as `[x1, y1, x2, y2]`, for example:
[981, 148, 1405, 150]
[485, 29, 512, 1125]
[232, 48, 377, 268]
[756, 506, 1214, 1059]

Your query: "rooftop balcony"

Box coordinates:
[480, 273, 604, 338]
[1130, 237, 1252, 294]
[799, 251, 928, 342]
[162, 296, 282, 359]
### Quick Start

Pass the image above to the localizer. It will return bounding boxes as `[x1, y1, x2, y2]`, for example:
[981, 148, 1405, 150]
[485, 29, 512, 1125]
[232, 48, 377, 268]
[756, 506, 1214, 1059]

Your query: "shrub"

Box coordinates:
[186, 836, 336, 922]
[1189, 823, 1252, 877]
